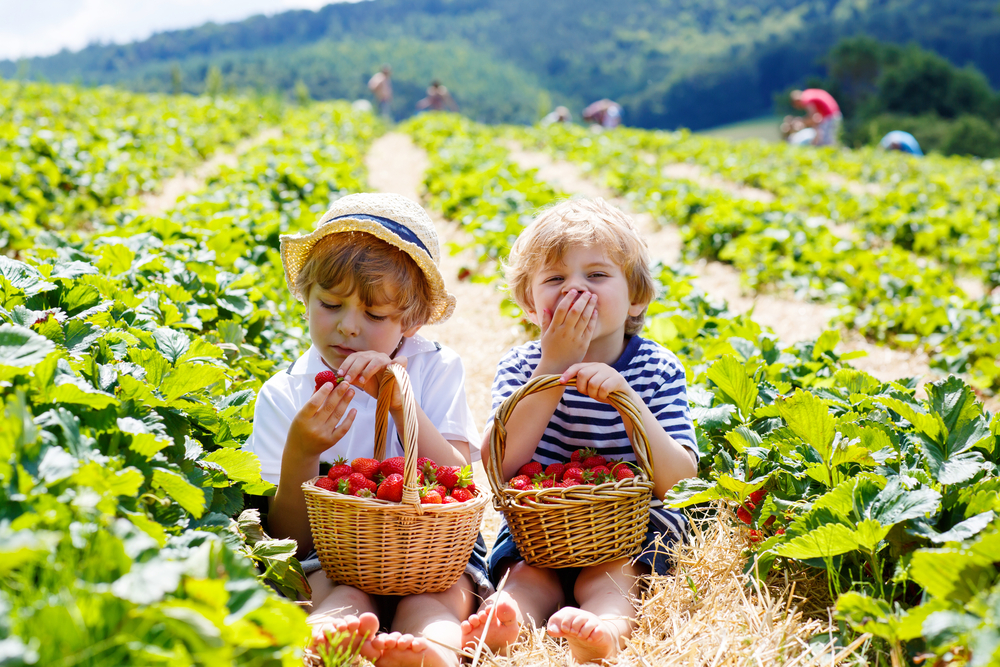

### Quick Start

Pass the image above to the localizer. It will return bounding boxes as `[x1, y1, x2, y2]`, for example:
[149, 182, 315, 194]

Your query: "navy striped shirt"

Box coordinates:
[490, 335, 698, 542]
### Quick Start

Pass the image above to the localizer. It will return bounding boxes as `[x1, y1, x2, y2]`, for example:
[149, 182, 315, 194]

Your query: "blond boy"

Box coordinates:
[461, 198, 698, 662]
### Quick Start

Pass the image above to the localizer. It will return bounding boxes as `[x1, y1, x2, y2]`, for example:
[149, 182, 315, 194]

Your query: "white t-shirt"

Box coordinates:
[245, 335, 480, 484]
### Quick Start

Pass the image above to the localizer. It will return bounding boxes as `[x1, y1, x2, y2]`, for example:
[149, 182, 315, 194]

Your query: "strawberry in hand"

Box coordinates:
[314, 370, 345, 392]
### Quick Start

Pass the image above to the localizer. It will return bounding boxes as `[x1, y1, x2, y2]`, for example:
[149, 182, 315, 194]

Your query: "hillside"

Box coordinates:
[4, 0, 1000, 128]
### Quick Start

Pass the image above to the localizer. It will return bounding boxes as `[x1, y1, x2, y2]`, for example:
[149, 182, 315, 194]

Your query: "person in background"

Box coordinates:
[790, 88, 841, 146]
[367, 65, 393, 119]
[416, 80, 459, 112]
[582, 99, 622, 129]
[879, 130, 923, 156]
[541, 106, 572, 126]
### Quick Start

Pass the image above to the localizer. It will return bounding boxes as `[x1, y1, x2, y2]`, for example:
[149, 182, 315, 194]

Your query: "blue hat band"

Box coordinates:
[327, 213, 431, 257]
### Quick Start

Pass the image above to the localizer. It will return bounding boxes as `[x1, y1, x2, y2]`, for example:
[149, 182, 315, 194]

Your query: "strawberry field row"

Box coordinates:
[1, 88, 380, 666]
[1, 79, 280, 252]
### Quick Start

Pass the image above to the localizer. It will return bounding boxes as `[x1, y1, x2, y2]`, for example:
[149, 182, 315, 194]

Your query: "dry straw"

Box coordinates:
[486, 375, 655, 568]
[302, 363, 488, 596]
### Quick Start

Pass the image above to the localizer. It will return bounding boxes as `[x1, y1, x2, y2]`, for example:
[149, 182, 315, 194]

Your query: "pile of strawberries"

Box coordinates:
[505, 447, 638, 492]
[314, 456, 478, 505]
[736, 488, 787, 542]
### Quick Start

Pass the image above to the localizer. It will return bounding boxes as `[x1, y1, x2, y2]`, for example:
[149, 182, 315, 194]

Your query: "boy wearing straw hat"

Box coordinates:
[462, 198, 698, 663]
[245, 193, 490, 667]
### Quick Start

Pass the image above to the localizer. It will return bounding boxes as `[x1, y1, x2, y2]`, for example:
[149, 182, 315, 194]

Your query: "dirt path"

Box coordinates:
[506, 144, 968, 396]
[365, 132, 526, 437]
[140, 128, 283, 215]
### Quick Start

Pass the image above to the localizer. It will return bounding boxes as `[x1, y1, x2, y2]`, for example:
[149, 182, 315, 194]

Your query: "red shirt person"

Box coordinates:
[790, 89, 842, 146]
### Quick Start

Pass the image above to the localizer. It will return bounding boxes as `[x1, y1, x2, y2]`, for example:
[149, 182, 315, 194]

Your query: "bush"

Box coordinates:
[941, 114, 1000, 157]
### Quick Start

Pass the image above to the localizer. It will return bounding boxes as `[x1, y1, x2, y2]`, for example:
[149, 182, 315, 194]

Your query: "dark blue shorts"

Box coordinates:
[487, 523, 681, 586]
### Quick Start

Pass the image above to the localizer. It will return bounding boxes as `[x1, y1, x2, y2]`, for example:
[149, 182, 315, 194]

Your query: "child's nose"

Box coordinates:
[337, 312, 360, 337]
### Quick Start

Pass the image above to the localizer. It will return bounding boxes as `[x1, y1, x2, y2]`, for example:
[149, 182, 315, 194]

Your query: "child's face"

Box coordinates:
[306, 284, 420, 369]
[526, 244, 644, 344]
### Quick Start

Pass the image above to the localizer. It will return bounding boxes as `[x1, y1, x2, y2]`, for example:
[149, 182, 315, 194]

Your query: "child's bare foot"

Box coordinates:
[309, 612, 381, 662]
[546, 607, 620, 663]
[460, 592, 521, 655]
[372, 632, 455, 667]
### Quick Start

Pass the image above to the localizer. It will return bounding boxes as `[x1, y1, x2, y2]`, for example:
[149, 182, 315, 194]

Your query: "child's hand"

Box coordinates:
[339, 351, 408, 412]
[287, 381, 356, 458]
[537, 290, 598, 373]
[560, 362, 634, 404]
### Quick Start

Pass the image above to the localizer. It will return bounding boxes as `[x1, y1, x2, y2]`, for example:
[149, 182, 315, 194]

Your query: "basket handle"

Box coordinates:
[485, 375, 655, 498]
[372, 363, 422, 509]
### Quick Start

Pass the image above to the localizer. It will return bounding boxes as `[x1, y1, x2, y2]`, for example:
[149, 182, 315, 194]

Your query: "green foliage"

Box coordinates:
[1, 82, 382, 663]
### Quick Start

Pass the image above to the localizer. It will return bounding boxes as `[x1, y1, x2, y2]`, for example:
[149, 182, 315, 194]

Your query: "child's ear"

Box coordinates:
[628, 301, 647, 317]
[402, 323, 422, 338]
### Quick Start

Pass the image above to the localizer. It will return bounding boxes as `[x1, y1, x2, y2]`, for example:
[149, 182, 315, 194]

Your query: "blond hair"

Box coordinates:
[294, 232, 433, 330]
[505, 198, 656, 335]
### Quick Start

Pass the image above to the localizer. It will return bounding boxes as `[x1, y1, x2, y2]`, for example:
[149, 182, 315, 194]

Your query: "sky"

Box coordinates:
[0, 0, 356, 61]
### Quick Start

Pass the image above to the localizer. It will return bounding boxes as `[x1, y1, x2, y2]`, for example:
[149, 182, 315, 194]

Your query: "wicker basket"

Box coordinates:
[302, 363, 488, 596]
[486, 374, 655, 568]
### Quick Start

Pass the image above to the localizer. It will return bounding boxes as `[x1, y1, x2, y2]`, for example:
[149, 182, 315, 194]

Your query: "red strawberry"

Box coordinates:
[351, 458, 380, 481]
[315, 477, 337, 491]
[459, 480, 476, 495]
[589, 465, 611, 482]
[376, 473, 404, 502]
[420, 489, 443, 504]
[570, 449, 586, 463]
[763, 515, 776, 528]
[443, 495, 458, 504]
[327, 457, 353, 481]
[776, 527, 786, 535]
[559, 479, 578, 488]
[347, 473, 377, 495]
[417, 457, 436, 477]
[610, 462, 635, 481]
[748, 529, 763, 542]
[314, 370, 343, 392]
[435, 466, 462, 490]
[433, 484, 448, 499]
[749, 489, 768, 506]
[517, 461, 543, 477]
[508, 475, 532, 491]
[582, 453, 607, 469]
[737, 506, 753, 525]
[563, 467, 585, 483]
[378, 456, 406, 479]
[535, 477, 556, 489]
[451, 487, 474, 503]
[544, 463, 565, 482]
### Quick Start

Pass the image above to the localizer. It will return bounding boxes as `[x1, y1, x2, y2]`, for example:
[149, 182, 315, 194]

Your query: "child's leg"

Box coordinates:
[306, 569, 381, 661]
[461, 560, 564, 655]
[370, 574, 477, 667]
[546, 558, 648, 663]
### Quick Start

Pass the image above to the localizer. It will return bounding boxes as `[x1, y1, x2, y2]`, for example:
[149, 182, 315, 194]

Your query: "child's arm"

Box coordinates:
[268, 381, 357, 556]
[340, 351, 470, 466]
[492, 290, 599, 479]
[562, 363, 697, 500]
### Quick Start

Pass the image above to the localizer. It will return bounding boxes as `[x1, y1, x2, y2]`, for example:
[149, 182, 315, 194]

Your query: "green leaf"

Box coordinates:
[773, 523, 860, 559]
[690, 404, 736, 430]
[49, 382, 118, 409]
[664, 478, 724, 508]
[203, 448, 262, 484]
[909, 548, 995, 603]
[706, 355, 758, 420]
[59, 283, 101, 315]
[837, 592, 901, 642]
[178, 337, 225, 363]
[160, 363, 227, 402]
[925, 511, 996, 544]
[152, 468, 206, 518]
[118, 417, 172, 458]
[724, 425, 762, 453]
[834, 369, 881, 396]
[153, 327, 191, 364]
[853, 519, 891, 553]
[63, 320, 102, 355]
[777, 390, 836, 462]
[879, 396, 945, 444]
[926, 376, 982, 436]
[97, 244, 136, 276]
[812, 329, 840, 360]
[0, 324, 55, 368]
[921, 419, 989, 485]
[0, 256, 55, 296]
[813, 474, 884, 520]
[868, 478, 941, 525]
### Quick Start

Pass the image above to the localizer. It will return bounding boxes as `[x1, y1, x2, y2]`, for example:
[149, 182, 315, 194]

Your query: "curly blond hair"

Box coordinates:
[504, 198, 655, 335]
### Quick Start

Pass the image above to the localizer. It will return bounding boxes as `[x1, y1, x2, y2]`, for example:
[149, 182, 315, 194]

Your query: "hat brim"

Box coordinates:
[280, 216, 456, 325]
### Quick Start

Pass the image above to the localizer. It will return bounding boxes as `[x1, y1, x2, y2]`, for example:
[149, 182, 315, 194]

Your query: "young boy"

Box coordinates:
[245, 193, 491, 667]
[461, 198, 699, 663]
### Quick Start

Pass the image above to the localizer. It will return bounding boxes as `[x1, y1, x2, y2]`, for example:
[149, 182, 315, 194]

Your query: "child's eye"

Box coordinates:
[366, 312, 388, 322]
[589, 272, 608, 279]
[543, 276, 563, 283]
[320, 301, 340, 310]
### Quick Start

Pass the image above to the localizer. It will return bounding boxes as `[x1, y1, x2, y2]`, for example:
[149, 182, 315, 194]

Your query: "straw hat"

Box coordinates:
[280, 193, 456, 324]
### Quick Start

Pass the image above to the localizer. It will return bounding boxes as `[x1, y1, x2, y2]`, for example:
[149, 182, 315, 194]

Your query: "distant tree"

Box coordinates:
[171, 65, 183, 95]
[295, 79, 311, 105]
[205, 66, 223, 97]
